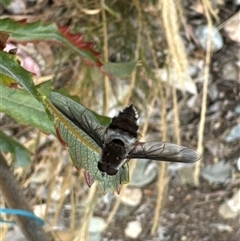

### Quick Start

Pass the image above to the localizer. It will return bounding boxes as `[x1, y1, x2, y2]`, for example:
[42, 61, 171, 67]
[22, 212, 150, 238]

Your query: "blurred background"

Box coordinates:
[0, 0, 239, 240]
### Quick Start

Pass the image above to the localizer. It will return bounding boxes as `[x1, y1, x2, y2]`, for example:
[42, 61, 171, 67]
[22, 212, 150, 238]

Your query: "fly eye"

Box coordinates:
[97, 162, 118, 176]
[98, 162, 107, 173]
[106, 167, 118, 176]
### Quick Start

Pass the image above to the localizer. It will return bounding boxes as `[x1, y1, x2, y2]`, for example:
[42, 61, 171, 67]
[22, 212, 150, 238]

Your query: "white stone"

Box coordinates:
[89, 217, 106, 233]
[124, 220, 142, 239]
[219, 189, 240, 219]
[194, 25, 223, 51]
[120, 188, 142, 206]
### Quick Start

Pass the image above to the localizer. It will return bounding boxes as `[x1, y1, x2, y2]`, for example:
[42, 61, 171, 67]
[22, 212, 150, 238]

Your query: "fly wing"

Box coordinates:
[49, 92, 105, 148]
[127, 141, 201, 163]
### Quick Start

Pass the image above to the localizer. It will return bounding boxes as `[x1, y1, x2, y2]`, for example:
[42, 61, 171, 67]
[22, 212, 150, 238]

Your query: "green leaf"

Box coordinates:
[0, 51, 41, 100]
[0, 130, 31, 168]
[0, 84, 54, 134]
[103, 60, 137, 78]
[1, 0, 12, 7]
[36, 80, 52, 97]
[92, 111, 111, 127]
[46, 92, 129, 191]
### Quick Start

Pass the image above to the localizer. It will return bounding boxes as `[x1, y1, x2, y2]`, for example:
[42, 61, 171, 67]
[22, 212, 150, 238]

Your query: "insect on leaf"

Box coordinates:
[46, 92, 129, 192]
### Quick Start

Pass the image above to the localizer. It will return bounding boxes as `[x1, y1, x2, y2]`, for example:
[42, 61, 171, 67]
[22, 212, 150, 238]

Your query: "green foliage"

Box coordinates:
[103, 60, 137, 78]
[0, 51, 40, 100]
[1, 0, 12, 7]
[0, 84, 54, 134]
[0, 48, 53, 170]
[0, 130, 31, 168]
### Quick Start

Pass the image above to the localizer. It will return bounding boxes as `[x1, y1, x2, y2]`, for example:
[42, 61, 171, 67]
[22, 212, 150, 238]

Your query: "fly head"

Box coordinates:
[98, 139, 127, 175]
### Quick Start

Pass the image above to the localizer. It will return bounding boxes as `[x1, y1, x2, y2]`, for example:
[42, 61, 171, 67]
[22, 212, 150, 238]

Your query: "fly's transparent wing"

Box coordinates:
[127, 142, 201, 163]
[50, 92, 105, 147]
[47, 92, 129, 191]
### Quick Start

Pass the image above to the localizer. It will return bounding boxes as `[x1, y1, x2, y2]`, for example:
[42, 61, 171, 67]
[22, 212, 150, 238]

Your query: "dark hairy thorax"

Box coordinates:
[108, 104, 139, 137]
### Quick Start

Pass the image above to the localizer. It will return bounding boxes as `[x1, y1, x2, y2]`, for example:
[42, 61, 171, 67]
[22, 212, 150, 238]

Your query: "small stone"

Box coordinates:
[194, 25, 223, 52]
[201, 161, 232, 184]
[224, 12, 240, 42]
[130, 159, 158, 187]
[157, 226, 170, 240]
[116, 203, 136, 217]
[89, 217, 106, 233]
[169, 163, 196, 185]
[6, 0, 26, 14]
[120, 187, 142, 206]
[219, 189, 240, 219]
[234, 104, 240, 114]
[225, 123, 240, 142]
[208, 83, 218, 101]
[89, 217, 106, 241]
[210, 223, 233, 232]
[124, 220, 142, 239]
[221, 62, 238, 81]
[237, 157, 240, 171]
[154, 68, 197, 94]
[188, 64, 198, 77]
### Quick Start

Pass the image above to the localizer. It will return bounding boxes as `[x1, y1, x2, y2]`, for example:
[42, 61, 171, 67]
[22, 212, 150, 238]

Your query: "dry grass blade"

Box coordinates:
[73, 183, 99, 241]
[172, 86, 180, 145]
[150, 0, 187, 235]
[141, 3, 169, 234]
[50, 164, 73, 227]
[194, 0, 215, 185]
[150, 85, 168, 235]
[101, 0, 110, 115]
[217, 11, 240, 30]
[151, 162, 168, 235]
[161, 0, 191, 92]
[123, 0, 142, 106]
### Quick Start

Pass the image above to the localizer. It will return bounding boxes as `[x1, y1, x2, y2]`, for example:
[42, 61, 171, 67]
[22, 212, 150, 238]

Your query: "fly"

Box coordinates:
[50, 92, 201, 177]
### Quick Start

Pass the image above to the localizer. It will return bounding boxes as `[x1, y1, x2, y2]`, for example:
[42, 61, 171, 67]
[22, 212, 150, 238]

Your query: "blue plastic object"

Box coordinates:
[0, 208, 44, 226]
